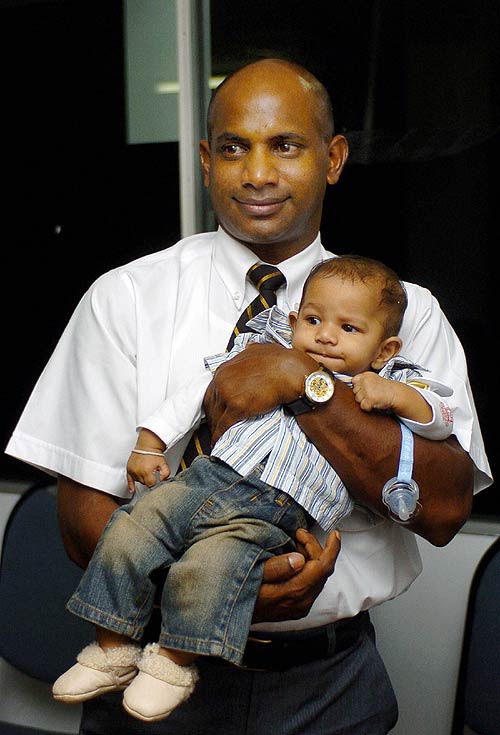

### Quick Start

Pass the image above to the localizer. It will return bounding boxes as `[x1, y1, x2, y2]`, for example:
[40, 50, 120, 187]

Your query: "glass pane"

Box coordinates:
[124, 0, 179, 144]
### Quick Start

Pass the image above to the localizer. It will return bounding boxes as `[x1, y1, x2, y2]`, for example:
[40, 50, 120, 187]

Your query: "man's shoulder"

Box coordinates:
[73, 232, 217, 316]
[120, 231, 216, 272]
[402, 279, 438, 314]
[90, 232, 217, 289]
[399, 279, 449, 348]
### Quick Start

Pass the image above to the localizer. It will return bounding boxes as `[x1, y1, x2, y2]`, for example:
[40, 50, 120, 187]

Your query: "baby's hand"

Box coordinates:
[351, 372, 397, 412]
[127, 452, 171, 495]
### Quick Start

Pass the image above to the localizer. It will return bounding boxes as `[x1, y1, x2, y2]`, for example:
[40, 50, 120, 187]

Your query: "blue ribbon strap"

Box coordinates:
[381, 423, 420, 523]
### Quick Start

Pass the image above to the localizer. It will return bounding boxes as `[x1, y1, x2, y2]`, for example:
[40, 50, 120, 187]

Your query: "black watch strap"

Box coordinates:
[284, 395, 316, 416]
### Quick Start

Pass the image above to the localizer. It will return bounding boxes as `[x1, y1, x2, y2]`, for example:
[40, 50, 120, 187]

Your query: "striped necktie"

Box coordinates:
[179, 262, 286, 469]
[226, 262, 287, 350]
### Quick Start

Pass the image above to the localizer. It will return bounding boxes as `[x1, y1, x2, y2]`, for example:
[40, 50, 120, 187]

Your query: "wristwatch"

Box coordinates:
[284, 364, 335, 415]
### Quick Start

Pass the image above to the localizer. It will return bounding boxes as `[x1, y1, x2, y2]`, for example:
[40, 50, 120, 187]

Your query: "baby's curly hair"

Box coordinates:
[300, 254, 408, 338]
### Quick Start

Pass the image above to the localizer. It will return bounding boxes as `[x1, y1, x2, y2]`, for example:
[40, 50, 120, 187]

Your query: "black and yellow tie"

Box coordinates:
[179, 262, 286, 469]
[226, 262, 287, 350]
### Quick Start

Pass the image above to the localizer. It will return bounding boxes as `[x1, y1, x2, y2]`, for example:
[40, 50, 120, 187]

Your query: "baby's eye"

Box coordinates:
[307, 316, 321, 325]
[342, 324, 357, 333]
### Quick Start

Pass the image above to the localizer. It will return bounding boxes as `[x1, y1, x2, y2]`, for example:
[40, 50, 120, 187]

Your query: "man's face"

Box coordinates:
[200, 64, 347, 263]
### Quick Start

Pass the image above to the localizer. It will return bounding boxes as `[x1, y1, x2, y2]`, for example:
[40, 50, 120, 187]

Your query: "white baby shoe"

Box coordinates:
[122, 643, 199, 722]
[52, 643, 141, 703]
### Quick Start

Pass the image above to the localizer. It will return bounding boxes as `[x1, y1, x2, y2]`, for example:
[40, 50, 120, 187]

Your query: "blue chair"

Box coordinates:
[0, 482, 94, 734]
[451, 534, 500, 735]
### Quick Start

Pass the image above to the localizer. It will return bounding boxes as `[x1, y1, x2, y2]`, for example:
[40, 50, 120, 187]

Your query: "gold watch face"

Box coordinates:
[305, 370, 335, 404]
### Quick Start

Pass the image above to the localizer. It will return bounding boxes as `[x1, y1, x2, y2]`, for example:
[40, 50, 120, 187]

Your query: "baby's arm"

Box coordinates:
[352, 371, 431, 422]
[126, 428, 171, 493]
[127, 334, 260, 494]
[351, 371, 454, 440]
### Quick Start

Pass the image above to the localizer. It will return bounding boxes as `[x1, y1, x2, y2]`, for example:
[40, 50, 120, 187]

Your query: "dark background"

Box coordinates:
[1, 0, 497, 516]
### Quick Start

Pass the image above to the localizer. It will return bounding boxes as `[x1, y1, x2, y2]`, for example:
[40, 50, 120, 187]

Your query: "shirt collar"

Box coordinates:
[212, 227, 335, 311]
[246, 305, 293, 347]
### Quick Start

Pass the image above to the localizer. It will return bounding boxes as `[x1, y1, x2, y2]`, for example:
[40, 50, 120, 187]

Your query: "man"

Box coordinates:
[6, 59, 492, 734]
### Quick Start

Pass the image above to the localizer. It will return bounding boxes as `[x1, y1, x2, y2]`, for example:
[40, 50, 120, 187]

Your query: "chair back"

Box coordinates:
[0, 483, 94, 683]
[451, 535, 500, 735]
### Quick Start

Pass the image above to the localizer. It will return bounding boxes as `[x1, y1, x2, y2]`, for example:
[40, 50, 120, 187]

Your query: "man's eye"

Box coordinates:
[221, 144, 245, 157]
[277, 142, 300, 155]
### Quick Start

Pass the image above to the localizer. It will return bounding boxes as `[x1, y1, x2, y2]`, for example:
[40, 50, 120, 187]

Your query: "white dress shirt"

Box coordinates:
[5, 227, 492, 630]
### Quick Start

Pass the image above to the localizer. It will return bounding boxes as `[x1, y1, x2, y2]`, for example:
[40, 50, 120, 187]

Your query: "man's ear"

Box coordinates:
[288, 311, 298, 331]
[199, 140, 211, 187]
[326, 134, 349, 186]
[371, 336, 402, 371]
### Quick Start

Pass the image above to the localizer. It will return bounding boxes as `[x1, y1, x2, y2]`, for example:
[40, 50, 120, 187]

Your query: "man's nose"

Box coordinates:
[242, 148, 278, 187]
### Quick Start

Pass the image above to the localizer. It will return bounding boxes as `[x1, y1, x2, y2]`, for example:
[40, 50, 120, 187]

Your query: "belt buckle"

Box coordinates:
[238, 635, 273, 672]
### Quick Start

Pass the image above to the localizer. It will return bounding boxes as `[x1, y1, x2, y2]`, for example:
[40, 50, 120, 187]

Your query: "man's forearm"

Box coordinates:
[204, 343, 474, 546]
[57, 475, 122, 569]
[297, 380, 474, 546]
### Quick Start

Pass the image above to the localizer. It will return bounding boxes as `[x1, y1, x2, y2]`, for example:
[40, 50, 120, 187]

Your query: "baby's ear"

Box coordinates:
[371, 336, 402, 371]
[288, 311, 298, 330]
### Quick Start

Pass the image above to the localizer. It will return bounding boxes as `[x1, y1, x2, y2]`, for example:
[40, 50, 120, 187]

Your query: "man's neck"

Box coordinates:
[241, 237, 321, 265]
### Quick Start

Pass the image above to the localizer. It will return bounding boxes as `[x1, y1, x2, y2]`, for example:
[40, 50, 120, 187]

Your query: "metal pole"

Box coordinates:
[176, 0, 212, 236]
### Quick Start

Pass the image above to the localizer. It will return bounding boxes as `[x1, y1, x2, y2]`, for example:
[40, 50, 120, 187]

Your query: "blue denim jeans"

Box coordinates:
[67, 456, 310, 665]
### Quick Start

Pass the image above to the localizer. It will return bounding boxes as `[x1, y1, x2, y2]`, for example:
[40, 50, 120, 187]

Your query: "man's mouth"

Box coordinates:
[234, 197, 289, 216]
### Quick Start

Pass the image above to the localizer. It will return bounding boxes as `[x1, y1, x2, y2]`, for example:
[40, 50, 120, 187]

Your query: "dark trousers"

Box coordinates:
[79, 613, 398, 735]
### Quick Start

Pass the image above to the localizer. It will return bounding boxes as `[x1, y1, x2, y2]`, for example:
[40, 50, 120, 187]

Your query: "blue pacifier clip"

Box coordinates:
[381, 423, 420, 523]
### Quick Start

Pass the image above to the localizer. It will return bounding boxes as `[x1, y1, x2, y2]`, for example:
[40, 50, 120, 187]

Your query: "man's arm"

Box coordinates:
[299, 381, 472, 546]
[203, 343, 474, 547]
[57, 476, 123, 569]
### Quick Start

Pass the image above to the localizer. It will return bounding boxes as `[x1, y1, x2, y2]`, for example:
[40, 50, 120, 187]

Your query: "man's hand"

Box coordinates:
[252, 529, 341, 623]
[204, 342, 316, 445]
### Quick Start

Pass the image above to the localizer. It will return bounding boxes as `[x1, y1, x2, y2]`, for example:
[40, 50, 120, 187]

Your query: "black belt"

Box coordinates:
[239, 611, 369, 672]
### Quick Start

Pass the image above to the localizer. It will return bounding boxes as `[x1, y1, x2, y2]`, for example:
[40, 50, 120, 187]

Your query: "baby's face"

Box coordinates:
[290, 275, 387, 376]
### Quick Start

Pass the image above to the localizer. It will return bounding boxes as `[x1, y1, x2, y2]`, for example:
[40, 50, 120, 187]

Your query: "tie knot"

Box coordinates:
[247, 262, 286, 294]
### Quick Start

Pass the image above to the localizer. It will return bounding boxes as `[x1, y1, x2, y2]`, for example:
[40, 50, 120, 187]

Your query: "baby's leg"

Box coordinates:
[96, 625, 135, 650]
[158, 646, 198, 666]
